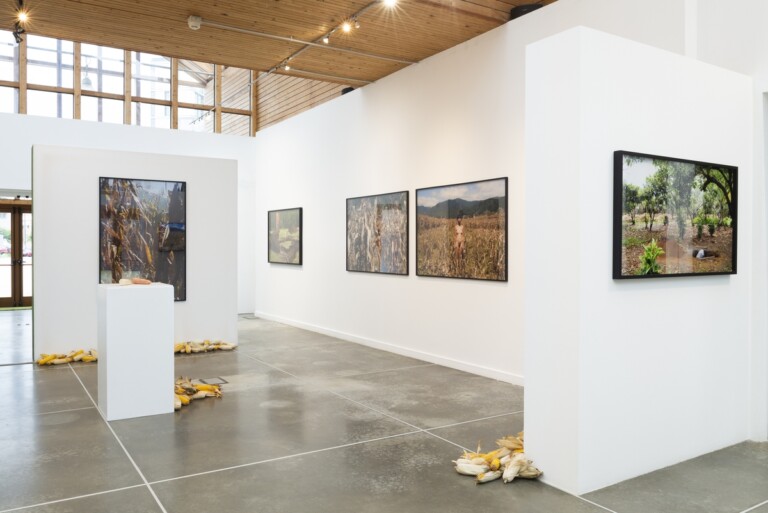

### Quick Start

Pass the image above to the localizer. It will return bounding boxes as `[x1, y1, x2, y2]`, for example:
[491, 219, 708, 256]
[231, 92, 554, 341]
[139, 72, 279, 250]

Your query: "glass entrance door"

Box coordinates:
[0, 203, 32, 308]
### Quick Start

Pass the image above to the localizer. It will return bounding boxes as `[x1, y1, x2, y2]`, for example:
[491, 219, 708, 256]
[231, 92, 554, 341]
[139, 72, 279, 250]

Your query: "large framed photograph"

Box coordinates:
[268, 208, 303, 265]
[99, 177, 187, 301]
[613, 150, 737, 279]
[346, 191, 408, 275]
[416, 177, 507, 281]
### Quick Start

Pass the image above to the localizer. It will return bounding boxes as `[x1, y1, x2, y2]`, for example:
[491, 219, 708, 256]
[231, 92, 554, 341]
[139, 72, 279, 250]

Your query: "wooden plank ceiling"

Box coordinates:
[5, 0, 556, 85]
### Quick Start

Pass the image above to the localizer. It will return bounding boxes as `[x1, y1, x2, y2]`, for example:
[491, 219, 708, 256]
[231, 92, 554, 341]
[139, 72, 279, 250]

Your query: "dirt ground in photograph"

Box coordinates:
[621, 217, 734, 276]
[417, 213, 505, 280]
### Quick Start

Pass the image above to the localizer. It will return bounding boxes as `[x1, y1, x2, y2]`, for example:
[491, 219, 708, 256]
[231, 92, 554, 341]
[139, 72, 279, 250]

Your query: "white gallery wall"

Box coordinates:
[32, 145, 238, 355]
[525, 27, 752, 494]
[692, 0, 768, 446]
[0, 114, 257, 313]
[250, 0, 690, 383]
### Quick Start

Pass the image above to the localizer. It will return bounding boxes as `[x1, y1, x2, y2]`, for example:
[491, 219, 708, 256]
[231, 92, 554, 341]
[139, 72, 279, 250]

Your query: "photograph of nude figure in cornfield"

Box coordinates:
[346, 191, 408, 275]
[99, 177, 187, 300]
[416, 177, 507, 281]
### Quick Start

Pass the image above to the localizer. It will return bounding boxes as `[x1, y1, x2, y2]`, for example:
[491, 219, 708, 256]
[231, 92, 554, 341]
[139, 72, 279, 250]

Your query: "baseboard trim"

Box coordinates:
[253, 311, 525, 386]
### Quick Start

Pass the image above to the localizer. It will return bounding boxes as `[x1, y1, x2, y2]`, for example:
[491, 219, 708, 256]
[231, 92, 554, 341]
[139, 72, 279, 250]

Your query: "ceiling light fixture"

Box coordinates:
[322, 35, 330, 44]
[354, 19, 361, 29]
[13, 0, 27, 44]
[341, 20, 352, 33]
[382, 0, 397, 7]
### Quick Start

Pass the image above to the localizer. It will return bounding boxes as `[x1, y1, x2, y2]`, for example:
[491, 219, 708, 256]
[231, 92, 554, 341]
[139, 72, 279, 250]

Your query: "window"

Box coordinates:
[178, 107, 213, 133]
[26, 91, 73, 119]
[132, 102, 170, 129]
[27, 35, 74, 88]
[81, 96, 123, 124]
[132, 52, 170, 101]
[178, 60, 214, 106]
[0, 30, 19, 82]
[0, 86, 17, 113]
[81, 44, 124, 95]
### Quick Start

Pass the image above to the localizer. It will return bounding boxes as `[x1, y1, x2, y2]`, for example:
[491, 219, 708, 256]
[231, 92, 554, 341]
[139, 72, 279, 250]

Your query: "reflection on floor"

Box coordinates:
[1, 316, 766, 513]
[0, 308, 32, 365]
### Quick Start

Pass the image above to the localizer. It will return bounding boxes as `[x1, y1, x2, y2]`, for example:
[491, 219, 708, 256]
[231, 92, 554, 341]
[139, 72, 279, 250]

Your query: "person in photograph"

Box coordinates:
[453, 211, 466, 271]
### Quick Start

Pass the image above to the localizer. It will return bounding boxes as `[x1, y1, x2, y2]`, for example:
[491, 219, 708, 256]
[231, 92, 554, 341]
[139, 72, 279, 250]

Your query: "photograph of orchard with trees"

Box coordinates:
[613, 151, 737, 279]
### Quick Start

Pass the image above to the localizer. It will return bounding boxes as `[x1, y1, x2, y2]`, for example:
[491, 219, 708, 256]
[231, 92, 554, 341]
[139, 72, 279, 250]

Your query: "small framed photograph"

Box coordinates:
[268, 208, 303, 265]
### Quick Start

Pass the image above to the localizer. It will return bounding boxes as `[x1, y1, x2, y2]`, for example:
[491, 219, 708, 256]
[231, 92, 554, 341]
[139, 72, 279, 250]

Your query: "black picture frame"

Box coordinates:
[613, 150, 738, 279]
[99, 177, 187, 301]
[416, 177, 508, 282]
[346, 191, 409, 275]
[268, 207, 303, 265]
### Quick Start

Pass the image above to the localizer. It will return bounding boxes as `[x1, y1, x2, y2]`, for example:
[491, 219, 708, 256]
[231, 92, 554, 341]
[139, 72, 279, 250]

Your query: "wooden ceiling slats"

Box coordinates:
[11, 0, 556, 87]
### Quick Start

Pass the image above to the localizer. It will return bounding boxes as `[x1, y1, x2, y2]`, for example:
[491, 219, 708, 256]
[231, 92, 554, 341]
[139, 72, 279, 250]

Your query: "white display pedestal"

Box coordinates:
[97, 283, 174, 421]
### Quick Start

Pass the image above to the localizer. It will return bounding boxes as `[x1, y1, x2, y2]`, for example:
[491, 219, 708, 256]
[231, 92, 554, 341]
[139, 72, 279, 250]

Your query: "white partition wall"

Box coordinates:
[524, 27, 753, 494]
[33, 145, 238, 356]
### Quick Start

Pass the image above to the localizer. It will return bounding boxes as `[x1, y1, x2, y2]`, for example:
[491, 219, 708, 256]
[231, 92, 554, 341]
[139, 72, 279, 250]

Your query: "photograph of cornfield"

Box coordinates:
[615, 152, 737, 278]
[99, 177, 187, 300]
[416, 178, 507, 281]
[346, 191, 408, 275]
[268, 208, 302, 265]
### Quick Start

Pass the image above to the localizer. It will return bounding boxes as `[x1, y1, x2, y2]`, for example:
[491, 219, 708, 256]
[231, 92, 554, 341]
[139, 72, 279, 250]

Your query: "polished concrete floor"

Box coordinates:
[1, 316, 767, 512]
[0, 308, 32, 365]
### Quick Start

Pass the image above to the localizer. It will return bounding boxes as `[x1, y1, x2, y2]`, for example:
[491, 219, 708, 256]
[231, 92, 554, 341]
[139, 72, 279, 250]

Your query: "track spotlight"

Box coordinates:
[283, 63, 290, 71]
[13, 0, 27, 43]
[383, 0, 397, 6]
[341, 20, 352, 33]
[12, 22, 25, 44]
[322, 35, 330, 44]
[354, 19, 361, 29]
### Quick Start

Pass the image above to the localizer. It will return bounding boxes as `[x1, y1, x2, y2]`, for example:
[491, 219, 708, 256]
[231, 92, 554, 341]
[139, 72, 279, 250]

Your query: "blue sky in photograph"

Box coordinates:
[417, 179, 505, 207]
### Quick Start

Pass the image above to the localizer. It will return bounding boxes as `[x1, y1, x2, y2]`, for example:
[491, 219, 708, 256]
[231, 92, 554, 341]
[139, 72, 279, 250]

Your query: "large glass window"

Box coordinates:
[132, 101, 170, 129]
[81, 96, 123, 124]
[26, 90, 73, 118]
[178, 60, 214, 106]
[0, 86, 17, 113]
[27, 35, 74, 88]
[81, 44, 124, 94]
[178, 107, 213, 132]
[0, 30, 19, 82]
[132, 52, 170, 100]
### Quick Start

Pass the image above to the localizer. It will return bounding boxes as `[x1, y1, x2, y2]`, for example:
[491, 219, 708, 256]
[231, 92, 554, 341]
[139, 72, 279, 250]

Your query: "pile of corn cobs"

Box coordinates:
[37, 349, 98, 365]
[174, 376, 223, 410]
[453, 432, 543, 484]
[174, 341, 237, 354]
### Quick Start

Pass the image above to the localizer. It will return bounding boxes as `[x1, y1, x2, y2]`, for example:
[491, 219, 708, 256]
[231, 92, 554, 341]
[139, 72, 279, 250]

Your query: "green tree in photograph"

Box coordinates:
[662, 160, 695, 241]
[696, 166, 734, 219]
[623, 183, 641, 225]
[641, 168, 668, 232]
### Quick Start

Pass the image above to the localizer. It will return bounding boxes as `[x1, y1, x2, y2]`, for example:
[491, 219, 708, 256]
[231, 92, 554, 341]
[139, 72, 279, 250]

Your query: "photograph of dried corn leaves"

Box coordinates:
[268, 208, 302, 264]
[416, 177, 507, 281]
[614, 150, 737, 279]
[99, 177, 187, 300]
[346, 191, 408, 275]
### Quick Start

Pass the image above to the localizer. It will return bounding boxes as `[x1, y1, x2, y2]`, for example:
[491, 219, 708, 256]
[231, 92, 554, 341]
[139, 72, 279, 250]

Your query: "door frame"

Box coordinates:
[0, 200, 32, 308]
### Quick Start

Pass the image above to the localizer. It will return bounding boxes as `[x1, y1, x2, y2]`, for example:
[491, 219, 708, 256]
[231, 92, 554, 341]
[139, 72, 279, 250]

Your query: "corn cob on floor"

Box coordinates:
[1, 316, 766, 513]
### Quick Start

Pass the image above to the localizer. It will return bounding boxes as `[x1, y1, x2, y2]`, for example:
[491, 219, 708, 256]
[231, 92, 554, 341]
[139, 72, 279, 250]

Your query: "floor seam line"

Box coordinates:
[245, 354, 425, 431]
[68, 364, 169, 513]
[27, 405, 96, 417]
[148, 430, 422, 485]
[575, 496, 620, 513]
[740, 498, 768, 513]
[426, 410, 525, 431]
[0, 485, 147, 513]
